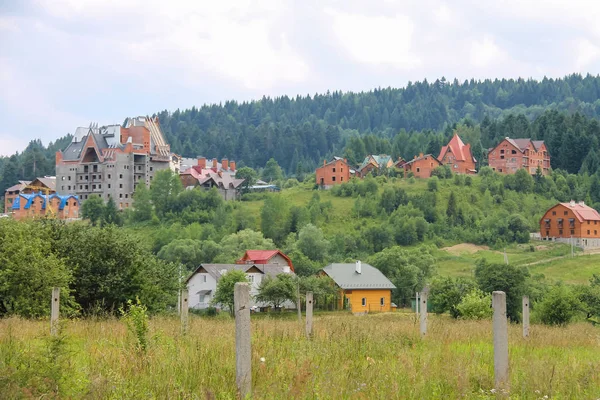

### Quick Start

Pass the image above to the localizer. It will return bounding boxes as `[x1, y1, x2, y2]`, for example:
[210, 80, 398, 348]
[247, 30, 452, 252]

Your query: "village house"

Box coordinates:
[357, 155, 394, 177]
[539, 201, 600, 249]
[180, 157, 244, 200]
[55, 117, 174, 210]
[438, 133, 477, 174]
[236, 249, 295, 271]
[186, 263, 295, 310]
[320, 261, 396, 313]
[10, 192, 79, 220]
[397, 153, 442, 178]
[488, 137, 550, 175]
[4, 176, 56, 214]
[315, 157, 352, 188]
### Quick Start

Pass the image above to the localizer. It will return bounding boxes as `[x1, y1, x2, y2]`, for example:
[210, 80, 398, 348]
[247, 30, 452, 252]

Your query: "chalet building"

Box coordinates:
[236, 249, 295, 272]
[316, 157, 351, 188]
[397, 153, 442, 178]
[540, 201, 600, 249]
[180, 157, 244, 200]
[10, 192, 79, 220]
[357, 155, 394, 177]
[186, 263, 294, 310]
[438, 134, 477, 174]
[488, 137, 550, 175]
[320, 261, 396, 313]
[4, 176, 56, 214]
[55, 117, 173, 210]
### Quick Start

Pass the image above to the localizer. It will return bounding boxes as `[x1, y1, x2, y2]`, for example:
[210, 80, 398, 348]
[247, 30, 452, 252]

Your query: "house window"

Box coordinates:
[199, 294, 206, 303]
[119, 194, 123, 198]
[61, 177, 65, 181]
[340, 168, 343, 172]
[68, 176, 71, 181]
[569, 218, 575, 228]
[332, 167, 336, 172]
[119, 174, 123, 179]
[150, 167, 153, 171]
[202, 275, 207, 283]
[125, 194, 128, 198]
[341, 177, 344, 182]
[119, 184, 123, 188]
[571, 229, 575, 235]
[108, 184, 111, 189]
[361, 298, 366, 307]
[588, 230, 590, 235]
[595, 230, 598, 235]
[552, 211, 556, 216]
[380, 297, 385, 306]
[108, 174, 111, 179]
[545, 230, 549, 236]
[416, 167, 420, 172]
[559, 229, 563, 235]
[332, 176, 336, 181]
[544, 219, 550, 229]
[247, 275, 254, 283]
[588, 221, 590, 225]
[564, 211, 568, 216]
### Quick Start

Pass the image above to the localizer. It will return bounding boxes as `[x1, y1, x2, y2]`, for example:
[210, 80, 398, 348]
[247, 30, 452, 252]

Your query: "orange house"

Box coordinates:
[488, 137, 550, 175]
[9, 192, 79, 220]
[398, 153, 442, 178]
[438, 133, 477, 174]
[316, 157, 351, 188]
[320, 261, 396, 313]
[540, 201, 600, 241]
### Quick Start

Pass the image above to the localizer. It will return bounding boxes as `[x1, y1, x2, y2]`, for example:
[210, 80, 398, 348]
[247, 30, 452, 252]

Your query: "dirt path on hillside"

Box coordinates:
[521, 247, 600, 267]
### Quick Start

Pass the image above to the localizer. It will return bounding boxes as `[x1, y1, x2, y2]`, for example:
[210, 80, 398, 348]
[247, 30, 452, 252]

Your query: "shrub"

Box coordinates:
[456, 289, 493, 320]
[427, 177, 439, 192]
[537, 285, 581, 326]
[119, 298, 149, 352]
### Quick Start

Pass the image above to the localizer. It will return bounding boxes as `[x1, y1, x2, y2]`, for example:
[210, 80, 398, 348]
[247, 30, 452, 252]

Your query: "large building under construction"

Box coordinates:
[55, 116, 175, 209]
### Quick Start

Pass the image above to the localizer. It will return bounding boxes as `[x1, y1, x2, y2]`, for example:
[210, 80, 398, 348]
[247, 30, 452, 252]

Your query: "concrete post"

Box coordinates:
[51, 287, 60, 336]
[234, 283, 251, 399]
[522, 295, 530, 339]
[492, 291, 509, 390]
[419, 291, 428, 337]
[415, 291, 419, 320]
[305, 291, 313, 338]
[180, 289, 189, 335]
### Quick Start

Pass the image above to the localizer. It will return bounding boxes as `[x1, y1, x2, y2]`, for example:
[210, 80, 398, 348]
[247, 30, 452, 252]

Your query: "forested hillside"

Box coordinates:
[3, 74, 600, 195]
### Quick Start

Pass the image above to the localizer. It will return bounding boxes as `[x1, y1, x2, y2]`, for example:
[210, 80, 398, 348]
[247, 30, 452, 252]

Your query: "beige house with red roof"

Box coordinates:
[540, 201, 600, 249]
[438, 133, 477, 174]
[236, 250, 294, 272]
[488, 137, 550, 175]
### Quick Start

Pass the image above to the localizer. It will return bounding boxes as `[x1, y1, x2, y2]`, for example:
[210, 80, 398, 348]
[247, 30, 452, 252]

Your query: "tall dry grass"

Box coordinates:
[1, 313, 599, 399]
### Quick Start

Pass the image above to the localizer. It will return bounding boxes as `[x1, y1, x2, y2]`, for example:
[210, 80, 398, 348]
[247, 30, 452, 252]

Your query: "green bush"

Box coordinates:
[456, 289, 493, 320]
[119, 298, 149, 352]
[537, 285, 582, 326]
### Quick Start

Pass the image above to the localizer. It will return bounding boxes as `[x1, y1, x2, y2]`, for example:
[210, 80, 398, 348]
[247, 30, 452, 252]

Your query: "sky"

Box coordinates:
[1, 0, 600, 156]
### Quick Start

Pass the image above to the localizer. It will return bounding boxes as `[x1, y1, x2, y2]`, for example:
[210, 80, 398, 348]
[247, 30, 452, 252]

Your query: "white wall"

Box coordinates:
[187, 272, 217, 309]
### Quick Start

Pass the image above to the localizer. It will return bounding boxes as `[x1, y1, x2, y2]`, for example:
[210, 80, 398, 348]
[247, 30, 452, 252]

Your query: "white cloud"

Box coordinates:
[573, 38, 600, 72]
[470, 36, 507, 68]
[326, 8, 421, 69]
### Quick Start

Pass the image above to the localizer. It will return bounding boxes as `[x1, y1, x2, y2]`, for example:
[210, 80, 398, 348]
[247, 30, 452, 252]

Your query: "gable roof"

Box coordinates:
[438, 134, 476, 163]
[557, 201, 600, 222]
[5, 180, 31, 193]
[491, 138, 547, 154]
[358, 154, 393, 170]
[182, 167, 245, 189]
[30, 176, 56, 191]
[402, 154, 442, 166]
[236, 249, 294, 272]
[317, 156, 349, 169]
[321, 263, 396, 290]
[185, 263, 293, 284]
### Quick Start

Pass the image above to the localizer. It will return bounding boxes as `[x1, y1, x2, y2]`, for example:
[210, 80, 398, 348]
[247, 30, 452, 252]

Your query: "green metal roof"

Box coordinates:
[358, 154, 392, 170]
[321, 263, 396, 289]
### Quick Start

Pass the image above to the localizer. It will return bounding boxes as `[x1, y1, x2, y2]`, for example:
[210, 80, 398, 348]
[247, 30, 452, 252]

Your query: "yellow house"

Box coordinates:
[320, 261, 396, 313]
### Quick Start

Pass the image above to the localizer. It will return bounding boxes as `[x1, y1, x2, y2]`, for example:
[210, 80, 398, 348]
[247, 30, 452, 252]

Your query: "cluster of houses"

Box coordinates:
[186, 249, 397, 313]
[316, 133, 551, 187]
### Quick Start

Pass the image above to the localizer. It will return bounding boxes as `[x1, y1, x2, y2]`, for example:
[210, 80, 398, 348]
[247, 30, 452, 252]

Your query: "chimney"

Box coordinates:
[212, 158, 218, 168]
[197, 157, 206, 169]
[222, 158, 229, 170]
[355, 260, 362, 274]
[579, 201, 585, 206]
[323, 159, 326, 166]
[344, 158, 347, 163]
[230, 160, 236, 171]
[419, 152, 424, 158]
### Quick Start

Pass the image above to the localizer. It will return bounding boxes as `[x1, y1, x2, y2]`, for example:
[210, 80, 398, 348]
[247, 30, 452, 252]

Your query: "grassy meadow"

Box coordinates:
[2, 313, 599, 399]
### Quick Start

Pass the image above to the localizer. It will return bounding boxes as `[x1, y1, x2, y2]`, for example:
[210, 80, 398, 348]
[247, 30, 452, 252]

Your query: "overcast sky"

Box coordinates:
[1, 0, 600, 156]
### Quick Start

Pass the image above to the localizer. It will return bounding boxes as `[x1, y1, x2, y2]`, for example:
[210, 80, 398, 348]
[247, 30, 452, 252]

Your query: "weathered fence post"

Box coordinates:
[492, 291, 509, 390]
[415, 291, 419, 320]
[305, 291, 313, 338]
[51, 287, 60, 336]
[180, 289, 189, 335]
[522, 295, 530, 339]
[419, 291, 428, 337]
[234, 282, 251, 398]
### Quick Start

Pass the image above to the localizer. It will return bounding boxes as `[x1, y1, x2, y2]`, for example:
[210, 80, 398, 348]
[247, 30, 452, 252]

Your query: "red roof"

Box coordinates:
[438, 134, 476, 163]
[236, 250, 294, 272]
[560, 202, 600, 222]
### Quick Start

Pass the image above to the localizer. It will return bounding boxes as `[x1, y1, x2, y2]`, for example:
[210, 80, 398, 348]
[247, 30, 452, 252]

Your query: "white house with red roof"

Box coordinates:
[236, 250, 294, 272]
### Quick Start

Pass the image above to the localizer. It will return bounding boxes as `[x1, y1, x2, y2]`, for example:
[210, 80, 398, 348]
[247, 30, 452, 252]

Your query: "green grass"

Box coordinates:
[2, 314, 599, 399]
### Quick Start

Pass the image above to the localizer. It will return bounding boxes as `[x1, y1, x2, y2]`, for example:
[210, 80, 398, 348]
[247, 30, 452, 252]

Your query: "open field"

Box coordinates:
[1, 313, 599, 399]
